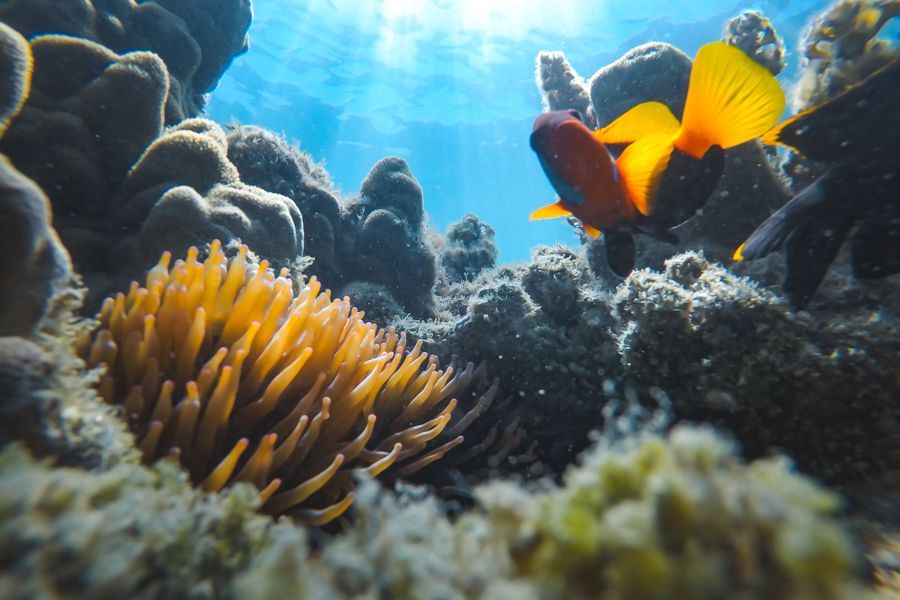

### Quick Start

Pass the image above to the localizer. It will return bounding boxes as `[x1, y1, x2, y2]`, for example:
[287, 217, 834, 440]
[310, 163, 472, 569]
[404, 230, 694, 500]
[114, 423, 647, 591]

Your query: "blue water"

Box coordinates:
[207, 0, 828, 262]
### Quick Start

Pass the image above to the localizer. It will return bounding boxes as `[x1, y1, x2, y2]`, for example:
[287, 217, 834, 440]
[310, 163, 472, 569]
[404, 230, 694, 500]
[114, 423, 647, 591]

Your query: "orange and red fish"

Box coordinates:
[530, 41, 786, 276]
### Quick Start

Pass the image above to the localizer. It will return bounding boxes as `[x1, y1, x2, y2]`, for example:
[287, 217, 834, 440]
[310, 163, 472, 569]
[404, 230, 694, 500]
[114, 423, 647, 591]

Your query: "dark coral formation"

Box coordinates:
[535, 51, 597, 129]
[0, 21, 30, 136]
[0, 24, 71, 337]
[588, 42, 692, 130]
[0, 156, 72, 336]
[440, 213, 498, 283]
[0, 0, 251, 121]
[342, 157, 437, 319]
[226, 125, 344, 283]
[793, 0, 899, 112]
[0, 35, 304, 298]
[118, 119, 304, 270]
[401, 249, 900, 498]
[723, 10, 786, 75]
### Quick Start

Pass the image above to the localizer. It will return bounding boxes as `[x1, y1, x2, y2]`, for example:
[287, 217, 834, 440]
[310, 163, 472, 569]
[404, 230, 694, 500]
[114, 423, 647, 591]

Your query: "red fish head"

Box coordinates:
[530, 110, 633, 230]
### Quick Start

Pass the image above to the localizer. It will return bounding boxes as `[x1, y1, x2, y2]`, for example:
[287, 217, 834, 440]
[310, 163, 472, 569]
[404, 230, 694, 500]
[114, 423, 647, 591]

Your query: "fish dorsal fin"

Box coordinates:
[529, 201, 572, 220]
[593, 101, 681, 145]
[616, 134, 674, 216]
[677, 41, 785, 158]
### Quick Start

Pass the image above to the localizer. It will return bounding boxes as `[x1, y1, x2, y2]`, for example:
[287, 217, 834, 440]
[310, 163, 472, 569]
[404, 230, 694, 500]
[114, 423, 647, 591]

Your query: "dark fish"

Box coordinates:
[734, 58, 900, 308]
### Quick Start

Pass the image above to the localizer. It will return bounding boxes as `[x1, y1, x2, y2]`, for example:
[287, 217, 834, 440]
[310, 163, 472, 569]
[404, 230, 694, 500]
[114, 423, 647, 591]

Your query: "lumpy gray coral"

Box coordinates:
[225, 125, 344, 282]
[402, 248, 900, 495]
[589, 42, 692, 129]
[440, 213, 498, 283]
[535, 51, 597, 128]
[0, 0, 251, 121]
[792, 0, 899, 112]
[0, 156, 71, 336]
[343, 157, 437, 318]
[723, 10, 786, 75]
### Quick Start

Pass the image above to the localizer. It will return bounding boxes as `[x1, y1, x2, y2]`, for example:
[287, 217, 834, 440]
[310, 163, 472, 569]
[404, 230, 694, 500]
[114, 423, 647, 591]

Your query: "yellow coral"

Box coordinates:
[81, 241, 491, 523]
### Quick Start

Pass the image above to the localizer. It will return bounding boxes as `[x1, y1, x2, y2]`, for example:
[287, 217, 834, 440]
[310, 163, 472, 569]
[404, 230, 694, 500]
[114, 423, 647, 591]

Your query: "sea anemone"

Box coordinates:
[80, 241, 493, 524]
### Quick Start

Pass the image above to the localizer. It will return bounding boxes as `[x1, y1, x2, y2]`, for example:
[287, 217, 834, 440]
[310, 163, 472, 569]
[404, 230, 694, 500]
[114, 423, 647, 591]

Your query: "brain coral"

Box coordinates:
[80, 242, 490, 523]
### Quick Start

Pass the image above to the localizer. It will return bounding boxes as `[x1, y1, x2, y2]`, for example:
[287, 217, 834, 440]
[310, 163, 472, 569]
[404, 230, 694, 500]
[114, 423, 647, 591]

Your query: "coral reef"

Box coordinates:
[0, 21, 30, 137]
[80, 243, 487, 522]
[792, 0, 899, 112]
[535, 51, 598, 129]
[0, 156, 72, 337]
[723, 10, 786, 75]
[588, 42, 692, 130]
[0, 425, 867, 599]
[0, 33, 304, 295]
[0, 6, 293, 305]
[477, 426, 861, 599]
[402, 248, 900, 497]
[0, 24, 72, 337]
[0, 443, 277, 599]
[0, 0, 251, 121]
[117, 119, 305, 271]
[225, 124, 345, 284]
[343, 157, 438, 319]
[440, 213, 498, 284]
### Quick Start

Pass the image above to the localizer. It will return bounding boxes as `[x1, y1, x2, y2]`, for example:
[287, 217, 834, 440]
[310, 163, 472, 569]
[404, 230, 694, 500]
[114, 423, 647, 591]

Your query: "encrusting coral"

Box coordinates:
[792, 0, 899, 112]
[723, 10, 786, 75]
[79, 242, 493, 523]
[535, 51, 598, 128]
[0, 0, 251, 122]
[344, 157, 438, 318]
[474, 425, 862, 599]
[0, 23, 72, 337]
[440, 213, 499, 284]
[0, 425, 869, 599]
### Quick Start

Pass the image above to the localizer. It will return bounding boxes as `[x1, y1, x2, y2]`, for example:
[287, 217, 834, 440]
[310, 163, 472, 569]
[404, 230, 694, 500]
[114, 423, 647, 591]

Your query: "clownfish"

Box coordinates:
[530, 41, 785, 275]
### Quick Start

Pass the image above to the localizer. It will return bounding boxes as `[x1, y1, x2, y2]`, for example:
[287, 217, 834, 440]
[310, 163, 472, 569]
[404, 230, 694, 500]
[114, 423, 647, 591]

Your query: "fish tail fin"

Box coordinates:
[529, 201, 572, 220]
[735, 177, 848, 309]
[593, 101, 681, 145]
[734, 179, 829, 262]
[677, 41, 785, 158]
[616, 134, 674, 216]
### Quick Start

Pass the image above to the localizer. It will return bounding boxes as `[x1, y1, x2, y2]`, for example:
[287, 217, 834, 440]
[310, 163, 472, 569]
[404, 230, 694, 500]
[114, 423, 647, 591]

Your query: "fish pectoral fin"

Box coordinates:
[593, 101, 681, 144]
[583, 224, 602, 239]
[616, 134, 674, 216]
[678, 41, 785, 158]
[529, 201, 572, 220]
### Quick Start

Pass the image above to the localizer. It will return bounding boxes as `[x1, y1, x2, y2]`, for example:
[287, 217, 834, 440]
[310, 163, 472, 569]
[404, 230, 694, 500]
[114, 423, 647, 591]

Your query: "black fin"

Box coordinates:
[765, 59, 900, 163]
[851, 211, 900, 279]
[783, 212, 854, 309]
[739, 177, 831, 260]
[604, 230, 636, 278]
[651, 145, 725, 228]
[636, 221, 679, 245]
